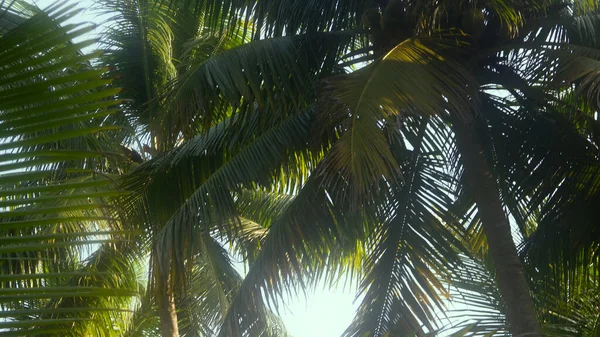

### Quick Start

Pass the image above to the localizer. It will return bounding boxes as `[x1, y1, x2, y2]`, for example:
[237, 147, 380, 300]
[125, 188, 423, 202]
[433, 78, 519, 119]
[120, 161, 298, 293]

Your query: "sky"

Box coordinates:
[28, 0, 362, 336]
[277, 283, 360, 337]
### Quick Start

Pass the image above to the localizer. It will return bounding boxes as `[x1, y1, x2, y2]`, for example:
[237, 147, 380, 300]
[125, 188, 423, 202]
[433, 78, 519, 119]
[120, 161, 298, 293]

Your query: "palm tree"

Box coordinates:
[5, 0, 598, 336]
[182, 1, 600, 336]
[93, 0, 600, 336]
[93, 0, 362, 335]
[0, 2, 296, 336]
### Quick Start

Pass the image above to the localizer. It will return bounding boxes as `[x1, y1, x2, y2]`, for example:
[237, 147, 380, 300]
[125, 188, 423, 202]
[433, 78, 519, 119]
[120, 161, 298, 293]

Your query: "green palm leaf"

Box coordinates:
[344, 117, 463, 337]
[0, 3, 142, 336]
[119, 101, 323, 335]
[163, 0, 370, 38]
[162, 31, 357, 140]
[319, 38, 475, 199]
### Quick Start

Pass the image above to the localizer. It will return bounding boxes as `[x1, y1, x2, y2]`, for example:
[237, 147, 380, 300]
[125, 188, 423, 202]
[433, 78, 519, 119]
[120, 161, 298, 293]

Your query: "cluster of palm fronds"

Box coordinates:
[1, 0, 600, 336]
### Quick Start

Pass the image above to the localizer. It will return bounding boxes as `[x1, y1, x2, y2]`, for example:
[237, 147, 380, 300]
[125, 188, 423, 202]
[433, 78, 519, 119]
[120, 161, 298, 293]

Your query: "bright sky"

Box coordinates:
[278, 283, 360, 337]
[28, 0, 361, 336]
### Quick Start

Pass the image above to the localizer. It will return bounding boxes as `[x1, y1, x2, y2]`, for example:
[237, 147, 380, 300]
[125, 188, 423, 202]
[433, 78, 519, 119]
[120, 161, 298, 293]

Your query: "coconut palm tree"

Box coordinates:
[93, 0, 600, 336]
[176, 1, 600, 336]
[1, 1, 298, 336]
[5, 0, 597, 336]
[93, 0, 366, 335]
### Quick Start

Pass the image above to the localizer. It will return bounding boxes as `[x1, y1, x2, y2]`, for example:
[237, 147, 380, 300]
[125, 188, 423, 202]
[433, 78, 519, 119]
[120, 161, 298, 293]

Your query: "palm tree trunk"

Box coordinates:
[453, 119, 542, 337]
[158, 277, 179, 337]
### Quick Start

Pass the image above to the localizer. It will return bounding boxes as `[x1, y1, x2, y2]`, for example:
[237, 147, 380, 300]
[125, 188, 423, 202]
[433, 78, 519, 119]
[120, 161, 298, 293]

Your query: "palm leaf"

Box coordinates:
[119, 102, 325, 335]
[163, 0, 370, 38]
[442, 255, 507, 337]
[344, 117, 463, 337]
[161, 31, 357, 142]
[319, 37, 476, 199]
[0, 3, 141, 336]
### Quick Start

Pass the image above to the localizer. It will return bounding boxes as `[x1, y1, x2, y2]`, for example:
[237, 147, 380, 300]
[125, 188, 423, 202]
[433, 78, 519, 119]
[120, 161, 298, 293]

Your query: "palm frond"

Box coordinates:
[175, 232, 245, 336]
[344, 117, 463, 337]
[96, 0, 176, 135]
[482, 91, 600, 294]
[226, 189, 295, 266]
[216, 178, 333, 336]
[118, 102, 324, 335]
[160, 30, 359, 144]
[216, 156, 383, 336]
[173, 230, 288, 336]
[540, 279, 600, 337]
[318, 37, 475, 199]
[163, 0, 370, 38]
[0, 3, 142, 335]
[443, 255, 507, 337]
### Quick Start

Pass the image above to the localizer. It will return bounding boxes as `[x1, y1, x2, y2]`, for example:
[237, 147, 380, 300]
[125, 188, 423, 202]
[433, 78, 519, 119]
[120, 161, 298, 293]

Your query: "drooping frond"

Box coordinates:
[118, 101, 326, 335]
[123, 103, 320, 234]
[217, 174, 351, 336]
[161, 31, 358, 143]
[343, 117, 463, 337]
[175, 232, 248, 336]
[119, 293, 161, 337]
[318, 38, 475, 199]
[173, 230, 288, 336]
[480, 90, 600, 293]
[225, 189, 295, 265]
[443, 255, 507, 337]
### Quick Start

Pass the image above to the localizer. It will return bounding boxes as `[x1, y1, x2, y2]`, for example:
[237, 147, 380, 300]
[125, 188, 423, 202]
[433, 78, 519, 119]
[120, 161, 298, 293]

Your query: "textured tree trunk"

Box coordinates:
[453, 119, 542, 337]
[158, 277, 179, 337]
